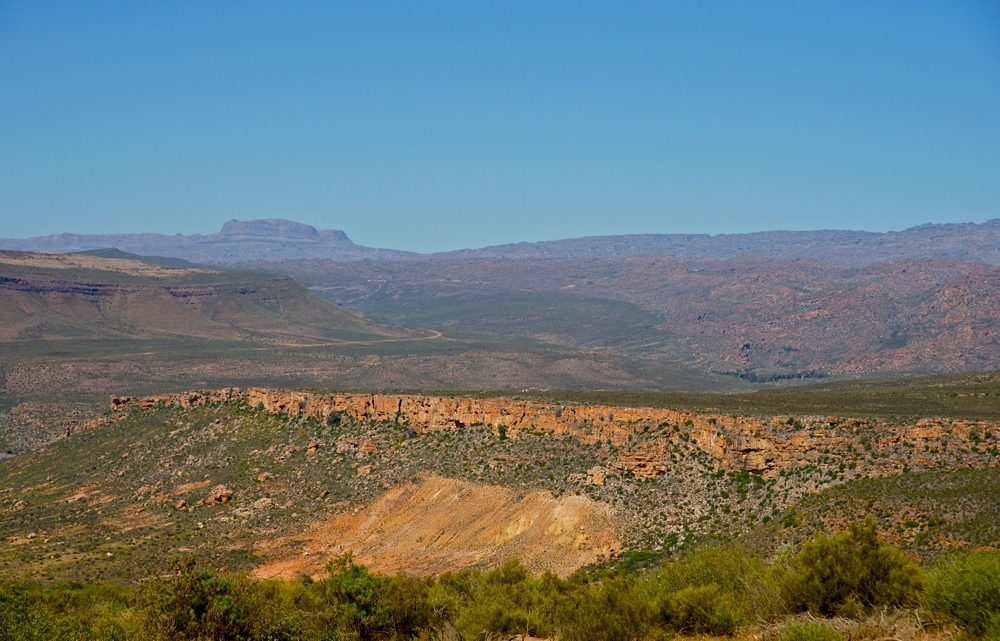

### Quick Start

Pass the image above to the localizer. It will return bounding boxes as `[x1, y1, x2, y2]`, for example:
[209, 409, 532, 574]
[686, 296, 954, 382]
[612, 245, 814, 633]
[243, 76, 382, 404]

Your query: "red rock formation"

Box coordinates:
[107, 388, 999, 479]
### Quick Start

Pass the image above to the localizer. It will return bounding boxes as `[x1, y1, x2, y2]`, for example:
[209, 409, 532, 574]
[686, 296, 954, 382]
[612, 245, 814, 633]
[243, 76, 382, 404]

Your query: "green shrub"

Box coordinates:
[454, 560, 563, 640]
[925, 550, 1000, 638]
[658, 584, 738, 636]
[780, 518, 923, 615]
[647, 545, 782, 627]
[779, 621, 845, 641]
[382, 575, 440, 639]
[0, 582, 54, 641]
[318, 553, 391, 641]
[141, 561, 301, 641]
[559, 576, 649, 641]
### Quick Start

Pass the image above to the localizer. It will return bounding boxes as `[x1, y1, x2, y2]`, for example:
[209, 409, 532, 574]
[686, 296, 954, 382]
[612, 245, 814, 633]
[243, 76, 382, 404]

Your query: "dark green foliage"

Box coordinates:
[780, 518, 923, 615]
[454, 560, 563, 640]
[559, 576, 649, 641]
[316, 554, 391, 641]
[141, 560, 301, 641]
[925, 550, 1000, 638]
[0, 582, 53, 641]
[646, 545, 780, 635]
[0, 526, 987, 640]
[657, 584, 738, 636]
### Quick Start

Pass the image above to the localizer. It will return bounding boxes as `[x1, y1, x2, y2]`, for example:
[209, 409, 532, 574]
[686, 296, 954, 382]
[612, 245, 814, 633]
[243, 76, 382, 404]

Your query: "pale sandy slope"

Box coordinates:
[254, 475, 623, 579]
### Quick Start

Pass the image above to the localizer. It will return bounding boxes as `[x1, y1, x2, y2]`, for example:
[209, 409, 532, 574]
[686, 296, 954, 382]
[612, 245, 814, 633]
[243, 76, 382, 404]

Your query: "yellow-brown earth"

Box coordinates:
[253, 475, 622, 579]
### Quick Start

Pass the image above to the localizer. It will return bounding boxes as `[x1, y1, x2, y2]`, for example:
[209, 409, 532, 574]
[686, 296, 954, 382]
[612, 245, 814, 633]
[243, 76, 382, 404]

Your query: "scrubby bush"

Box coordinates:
[924, 550, 1000, 638]
[779, 621, 845, 641]
[559, 576, 650, 641]
[141, 560, 301, 641]
[780, 518, 923, 615]
[658, 583, 738, 636]
[316, 553, 393, 641]
[454, 560, 564, 640]
[0, 582, 54, 641]
[645, 544, 782, 633]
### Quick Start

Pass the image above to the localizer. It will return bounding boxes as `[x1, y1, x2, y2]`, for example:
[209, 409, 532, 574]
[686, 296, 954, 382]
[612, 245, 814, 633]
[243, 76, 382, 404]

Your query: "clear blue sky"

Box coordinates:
[1, 1, 998, 252]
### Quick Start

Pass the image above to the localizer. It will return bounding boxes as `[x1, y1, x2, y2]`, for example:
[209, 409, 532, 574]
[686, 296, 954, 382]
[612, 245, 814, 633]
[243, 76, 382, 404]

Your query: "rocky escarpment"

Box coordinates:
[109, 388, 1000, 480]
[0, 251, 394, 343]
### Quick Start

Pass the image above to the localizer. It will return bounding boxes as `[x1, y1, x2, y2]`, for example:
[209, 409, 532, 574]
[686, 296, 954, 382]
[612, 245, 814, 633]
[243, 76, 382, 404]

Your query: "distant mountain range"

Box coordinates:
[0, 218, 415, 263]
[439, 220, 1000, 267]
[1, 218, 999, 266]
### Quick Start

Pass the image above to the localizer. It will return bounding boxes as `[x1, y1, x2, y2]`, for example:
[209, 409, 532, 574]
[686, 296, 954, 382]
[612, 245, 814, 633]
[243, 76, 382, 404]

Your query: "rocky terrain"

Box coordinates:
[113, 388, 1000, 480]
[5, 219, 999, 382]
[1, 386, 997, 585]
[0, 248, 745, 432]
[437, 219, 1000, 266]
[273, 254, 1000, 378]
[0, 250, 405, 344]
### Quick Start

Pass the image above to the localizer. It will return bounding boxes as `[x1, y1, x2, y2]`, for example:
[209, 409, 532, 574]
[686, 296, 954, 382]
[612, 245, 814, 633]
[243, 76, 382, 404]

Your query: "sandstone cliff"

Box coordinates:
[109, 388, 998, 481]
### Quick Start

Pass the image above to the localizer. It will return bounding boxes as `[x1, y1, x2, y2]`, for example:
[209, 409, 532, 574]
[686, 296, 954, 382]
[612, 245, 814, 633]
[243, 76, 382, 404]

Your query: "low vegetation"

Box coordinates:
[0, 523, 997, 640]
[522, 369, 1000, 421]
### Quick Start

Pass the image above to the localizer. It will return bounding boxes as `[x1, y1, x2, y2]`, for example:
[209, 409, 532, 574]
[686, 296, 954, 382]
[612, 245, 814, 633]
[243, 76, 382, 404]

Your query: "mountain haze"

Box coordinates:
[274, 254, 1000, 378]
[438, 219, 1000, 267]
[2, 218, 999, 266]
[0, 219, 414, 263]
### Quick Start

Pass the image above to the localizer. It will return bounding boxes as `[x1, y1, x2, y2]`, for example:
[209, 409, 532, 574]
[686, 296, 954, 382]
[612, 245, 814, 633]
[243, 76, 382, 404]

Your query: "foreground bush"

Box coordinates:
[0, 521, 966, 640]
[0, 582, 53, 641]
[559, 575, 650, 641]
[779, 621, 845, 641]
[781, 518, 923, 615]
[645, 546, 776, 635]
[925, 550, 1000, 638]
[141, 560, 302, 640]
[453, 560, 568, 639]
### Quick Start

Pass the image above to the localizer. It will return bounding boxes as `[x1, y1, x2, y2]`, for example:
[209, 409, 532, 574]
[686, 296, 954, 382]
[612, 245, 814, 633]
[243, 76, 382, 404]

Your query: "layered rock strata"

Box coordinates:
[108, 388, 999, 479]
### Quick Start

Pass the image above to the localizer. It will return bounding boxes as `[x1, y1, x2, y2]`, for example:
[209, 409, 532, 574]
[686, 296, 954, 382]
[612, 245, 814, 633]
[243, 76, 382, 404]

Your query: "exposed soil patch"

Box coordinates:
[254, 475, 623, 579]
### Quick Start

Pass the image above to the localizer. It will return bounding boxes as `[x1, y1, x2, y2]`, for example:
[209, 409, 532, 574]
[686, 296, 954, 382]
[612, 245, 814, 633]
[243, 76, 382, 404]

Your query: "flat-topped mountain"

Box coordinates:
[3, 218, 999, 266]
[0, 218, 414, 263]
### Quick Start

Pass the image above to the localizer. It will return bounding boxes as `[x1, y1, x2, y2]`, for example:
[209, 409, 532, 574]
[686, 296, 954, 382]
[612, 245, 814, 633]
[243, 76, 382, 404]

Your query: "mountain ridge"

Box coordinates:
[2, 217, 999, 266]
[434, 218, 1000, 266]
[0, 218, 415, 263]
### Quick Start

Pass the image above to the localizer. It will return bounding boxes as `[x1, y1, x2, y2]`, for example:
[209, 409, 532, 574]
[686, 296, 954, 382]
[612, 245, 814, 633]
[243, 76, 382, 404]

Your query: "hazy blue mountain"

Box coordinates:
[3, 218, 999, 266]
[433, 219, 1000, 267]
[0, 218, 415, 263]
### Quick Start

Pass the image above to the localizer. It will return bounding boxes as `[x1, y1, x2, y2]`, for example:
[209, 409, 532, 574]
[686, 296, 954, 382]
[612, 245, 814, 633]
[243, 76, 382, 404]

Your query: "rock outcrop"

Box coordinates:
[108, 388, 999, 479]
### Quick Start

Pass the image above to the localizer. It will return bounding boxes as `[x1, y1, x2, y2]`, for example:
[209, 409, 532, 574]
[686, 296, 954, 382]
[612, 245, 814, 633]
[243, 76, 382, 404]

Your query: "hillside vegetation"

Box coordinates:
[2, 388, 998, 585]
[273, 254, 1000, 379]
[0, 250, 401, 344]
[1, 525, 998, 640]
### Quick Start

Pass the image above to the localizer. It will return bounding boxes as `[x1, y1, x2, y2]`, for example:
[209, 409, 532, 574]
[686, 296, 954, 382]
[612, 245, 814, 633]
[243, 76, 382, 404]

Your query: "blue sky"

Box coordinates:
[1, 1, 998, 252]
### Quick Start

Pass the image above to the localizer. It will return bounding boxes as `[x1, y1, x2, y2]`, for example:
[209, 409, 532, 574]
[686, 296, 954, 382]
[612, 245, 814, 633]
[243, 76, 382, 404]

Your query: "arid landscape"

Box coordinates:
[2, 2, 999, 636]
[1, 219, 999, 639]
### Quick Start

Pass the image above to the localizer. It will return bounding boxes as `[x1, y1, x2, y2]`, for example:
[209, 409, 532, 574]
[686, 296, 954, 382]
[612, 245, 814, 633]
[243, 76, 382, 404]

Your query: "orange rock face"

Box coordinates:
[108, 388, 998, 479]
